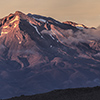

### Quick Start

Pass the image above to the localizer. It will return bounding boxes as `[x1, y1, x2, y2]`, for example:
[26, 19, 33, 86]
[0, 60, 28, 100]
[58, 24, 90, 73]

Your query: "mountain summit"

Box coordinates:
[0, 11, 100, 99]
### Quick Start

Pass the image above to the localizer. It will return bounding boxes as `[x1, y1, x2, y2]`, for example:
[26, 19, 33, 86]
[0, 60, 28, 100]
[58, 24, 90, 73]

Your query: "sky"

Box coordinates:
[0, 0, 100, 27]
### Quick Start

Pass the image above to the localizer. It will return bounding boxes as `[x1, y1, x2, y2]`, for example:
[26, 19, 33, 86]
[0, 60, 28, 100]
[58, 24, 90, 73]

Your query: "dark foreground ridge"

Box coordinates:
[5, 86, 100, 100]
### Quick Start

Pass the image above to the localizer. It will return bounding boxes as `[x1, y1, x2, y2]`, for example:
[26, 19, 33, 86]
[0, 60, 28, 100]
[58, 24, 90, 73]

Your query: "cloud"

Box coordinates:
[41, 27, 100, 45]
[62, 28, 100, 45]
[83, 28, 100, 39]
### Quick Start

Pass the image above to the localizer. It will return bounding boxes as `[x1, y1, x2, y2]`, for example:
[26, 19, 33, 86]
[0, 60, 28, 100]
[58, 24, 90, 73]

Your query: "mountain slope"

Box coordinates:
[0, 11, 100, 99]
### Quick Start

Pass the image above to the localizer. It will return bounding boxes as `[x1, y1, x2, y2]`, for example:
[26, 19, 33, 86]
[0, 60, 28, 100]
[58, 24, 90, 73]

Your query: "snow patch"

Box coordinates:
[10, 16, 19, 24]
[57, 40, 59, 42]
[3, 26, 8, 29]
[41, 36, 44, 39]
[76, 25, 84, 29]
[16, 35, 21, 41]
[50, 45, 52, 48]
[55, 21, 60, 25]
[33, 17, 46, 23]
[14, 23, 18, 28]
[16, 34, 22, 44]
[76, 26, 84, 29]
[50, 34, 55, 40]
[29, 22, 44, 39]
[38, 19, 46, 23]
[1, 31, 8, 35]
[29, 22, 41, 35]
[19, 41, 22, 44]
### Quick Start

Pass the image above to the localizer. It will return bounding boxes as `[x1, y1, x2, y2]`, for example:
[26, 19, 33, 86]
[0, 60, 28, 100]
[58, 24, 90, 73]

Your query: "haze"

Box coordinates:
[0, 0, 100, 27]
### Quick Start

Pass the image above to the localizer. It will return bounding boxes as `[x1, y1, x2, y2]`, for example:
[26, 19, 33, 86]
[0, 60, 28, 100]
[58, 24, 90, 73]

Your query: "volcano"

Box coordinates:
[0, 11, 100, 99]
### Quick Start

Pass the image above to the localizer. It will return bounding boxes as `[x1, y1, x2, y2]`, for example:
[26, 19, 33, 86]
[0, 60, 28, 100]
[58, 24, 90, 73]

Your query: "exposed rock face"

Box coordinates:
[0, 11, 100, 99]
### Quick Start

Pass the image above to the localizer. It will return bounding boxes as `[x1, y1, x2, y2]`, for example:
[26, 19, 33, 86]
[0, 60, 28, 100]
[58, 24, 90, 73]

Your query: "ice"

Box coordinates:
[29, 22, 41, 35]
[50, 34, 55, 40]
[29, 22, 44, 39]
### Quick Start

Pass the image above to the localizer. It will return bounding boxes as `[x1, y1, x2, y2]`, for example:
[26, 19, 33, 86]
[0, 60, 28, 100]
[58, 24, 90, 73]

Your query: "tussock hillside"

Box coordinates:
[6, 86, 100, 100]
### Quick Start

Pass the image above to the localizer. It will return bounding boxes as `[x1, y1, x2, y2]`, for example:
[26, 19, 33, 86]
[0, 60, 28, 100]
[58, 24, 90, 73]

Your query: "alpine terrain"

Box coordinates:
[0, 11, 100, 99]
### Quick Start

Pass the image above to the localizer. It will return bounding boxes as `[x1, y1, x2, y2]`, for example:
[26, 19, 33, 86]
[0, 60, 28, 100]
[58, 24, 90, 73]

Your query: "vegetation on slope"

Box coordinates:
[5, 86, 100, 100]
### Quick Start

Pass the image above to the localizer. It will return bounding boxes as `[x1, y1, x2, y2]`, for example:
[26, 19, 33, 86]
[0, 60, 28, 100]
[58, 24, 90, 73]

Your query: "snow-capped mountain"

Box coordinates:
[0, 11, 100, 99]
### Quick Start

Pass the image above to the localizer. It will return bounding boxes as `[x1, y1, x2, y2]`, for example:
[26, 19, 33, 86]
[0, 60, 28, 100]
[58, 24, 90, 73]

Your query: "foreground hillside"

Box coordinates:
[6, 86, 100, 100]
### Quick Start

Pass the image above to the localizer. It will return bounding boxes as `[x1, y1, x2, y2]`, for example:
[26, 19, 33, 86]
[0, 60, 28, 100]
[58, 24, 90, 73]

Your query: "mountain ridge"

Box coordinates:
[5, 86, 100, 100]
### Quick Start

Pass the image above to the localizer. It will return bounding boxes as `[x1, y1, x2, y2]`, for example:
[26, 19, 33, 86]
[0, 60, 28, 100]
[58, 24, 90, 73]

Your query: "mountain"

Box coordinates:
[0, 11, 100, 99]
[6, 86, 100, 100]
